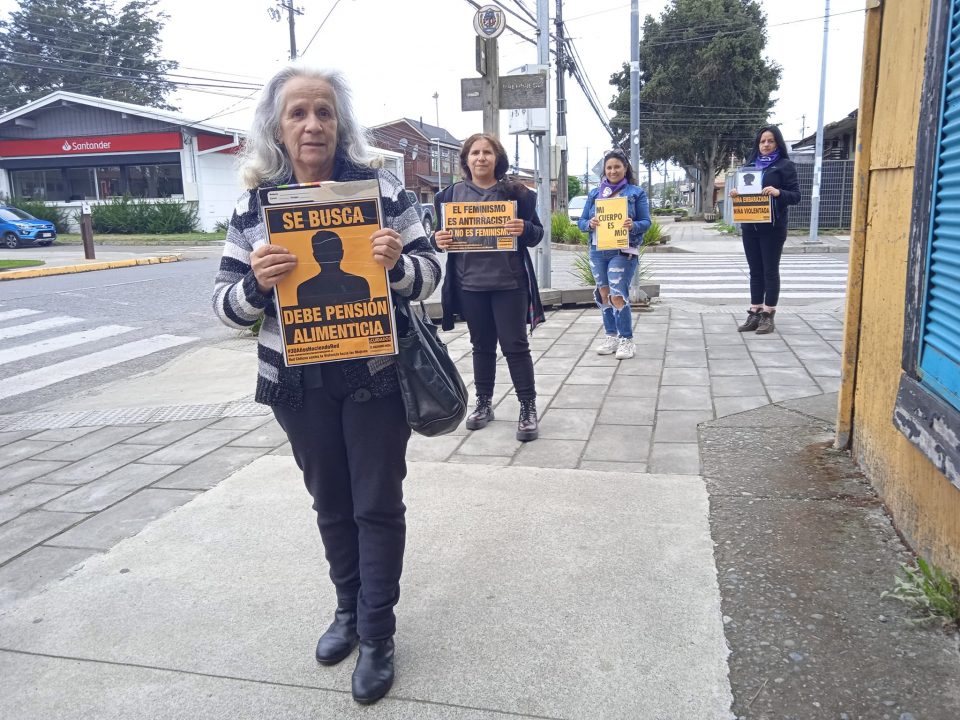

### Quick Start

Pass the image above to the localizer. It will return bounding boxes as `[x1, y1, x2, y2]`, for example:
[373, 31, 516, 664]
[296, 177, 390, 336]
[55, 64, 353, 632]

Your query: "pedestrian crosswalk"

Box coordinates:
[0, 307, 196, 402]
[643, 253, 848, 300]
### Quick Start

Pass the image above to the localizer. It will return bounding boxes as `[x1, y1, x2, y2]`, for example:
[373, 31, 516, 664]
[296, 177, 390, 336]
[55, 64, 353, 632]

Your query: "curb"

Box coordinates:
[0, 254, 182, 280]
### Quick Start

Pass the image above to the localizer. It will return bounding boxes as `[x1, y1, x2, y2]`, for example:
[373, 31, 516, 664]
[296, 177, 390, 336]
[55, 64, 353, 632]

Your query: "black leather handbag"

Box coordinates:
[394, 299, 468, 437]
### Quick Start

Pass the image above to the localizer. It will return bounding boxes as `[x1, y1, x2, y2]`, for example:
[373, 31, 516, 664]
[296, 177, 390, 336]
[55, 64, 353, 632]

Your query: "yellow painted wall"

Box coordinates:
[851, 0, 960, 575]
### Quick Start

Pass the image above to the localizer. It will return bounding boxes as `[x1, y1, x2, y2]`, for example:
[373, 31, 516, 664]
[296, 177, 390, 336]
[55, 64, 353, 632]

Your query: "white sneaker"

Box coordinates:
[615, 337, 635, 360]
[596, 335, 619, 355]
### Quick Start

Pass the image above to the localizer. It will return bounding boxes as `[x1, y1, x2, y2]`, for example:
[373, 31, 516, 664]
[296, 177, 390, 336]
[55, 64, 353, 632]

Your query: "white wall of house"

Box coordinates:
[194, 150, 241, 232]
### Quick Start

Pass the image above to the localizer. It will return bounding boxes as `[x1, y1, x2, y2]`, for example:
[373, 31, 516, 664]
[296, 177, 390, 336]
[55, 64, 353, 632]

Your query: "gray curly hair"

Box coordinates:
[238, 65, 372, 189]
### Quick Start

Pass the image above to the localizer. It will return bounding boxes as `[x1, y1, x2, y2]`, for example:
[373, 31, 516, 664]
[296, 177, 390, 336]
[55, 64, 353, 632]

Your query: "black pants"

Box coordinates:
[742, 223, 787, 307]
[459, 287, 536, 401]
[272, 364, 411, 641]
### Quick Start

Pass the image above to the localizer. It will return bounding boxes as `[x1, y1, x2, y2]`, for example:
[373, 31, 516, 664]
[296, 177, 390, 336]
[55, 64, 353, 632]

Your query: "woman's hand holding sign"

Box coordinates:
[433, 229, 454, 250]
[761, 186, 781, 197]
[252, 244, 297, 293]
[371, 228, 403, 270]
[503, 218, 525, 236]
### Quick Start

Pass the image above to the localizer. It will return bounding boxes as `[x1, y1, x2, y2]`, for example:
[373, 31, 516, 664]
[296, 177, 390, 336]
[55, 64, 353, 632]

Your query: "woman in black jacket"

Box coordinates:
[729, 125, 801, 334]
[434, 133, 544, 441]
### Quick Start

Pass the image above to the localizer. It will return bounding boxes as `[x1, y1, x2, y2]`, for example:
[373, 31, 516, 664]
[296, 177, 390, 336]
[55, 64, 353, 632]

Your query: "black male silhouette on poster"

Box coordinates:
[297, 230, 371, 308]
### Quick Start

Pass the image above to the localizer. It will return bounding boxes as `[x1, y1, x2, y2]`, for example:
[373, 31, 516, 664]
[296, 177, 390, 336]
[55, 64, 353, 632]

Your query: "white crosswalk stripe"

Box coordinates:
[0, 325, 137, 366]
[644, 254, 849, 300]
[0, 309, 42, 322]
[0, 316, 83, 340]
[0, 308, 196, 401]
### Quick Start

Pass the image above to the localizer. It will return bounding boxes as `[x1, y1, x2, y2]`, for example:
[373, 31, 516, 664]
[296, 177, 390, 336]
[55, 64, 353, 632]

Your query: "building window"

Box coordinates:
[895, 0, 960, 486]
[441, 150, 450, 174]
[127, 164, 183, 198]
[65, 168, 95, 200]
[11, 169, 67, 200]
[431, 147, 438, 172]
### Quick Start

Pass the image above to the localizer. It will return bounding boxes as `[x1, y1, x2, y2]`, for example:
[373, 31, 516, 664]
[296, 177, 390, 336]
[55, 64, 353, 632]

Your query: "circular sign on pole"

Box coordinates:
[473, 4, 506, 38]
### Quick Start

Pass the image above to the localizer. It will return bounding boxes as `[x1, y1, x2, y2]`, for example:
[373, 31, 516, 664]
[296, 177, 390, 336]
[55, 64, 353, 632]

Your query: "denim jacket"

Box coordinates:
[577, 184, 652, 248]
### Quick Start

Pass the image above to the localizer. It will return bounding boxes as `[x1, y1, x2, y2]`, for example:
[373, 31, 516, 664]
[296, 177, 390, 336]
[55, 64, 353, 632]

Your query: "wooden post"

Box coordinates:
[80, 203, 95, 260]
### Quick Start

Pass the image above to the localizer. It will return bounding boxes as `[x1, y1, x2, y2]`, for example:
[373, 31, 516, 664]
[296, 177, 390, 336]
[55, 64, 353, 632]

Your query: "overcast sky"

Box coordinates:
[2, 0, 866, 183]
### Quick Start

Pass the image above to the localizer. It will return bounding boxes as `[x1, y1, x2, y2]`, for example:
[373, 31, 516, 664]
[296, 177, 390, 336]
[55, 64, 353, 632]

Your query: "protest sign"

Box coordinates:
[441, 200, 517, 252]
[732, 194, 773, 223]
[259, 179, 396, 366]
[595, 196, 629, 250]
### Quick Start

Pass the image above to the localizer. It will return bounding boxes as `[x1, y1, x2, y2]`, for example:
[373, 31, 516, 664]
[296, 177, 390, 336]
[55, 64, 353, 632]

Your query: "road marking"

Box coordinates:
[0, 334, 196, 400]
[0, 325, 137, 366]
[0, 316, 83, 340]
[0, 309, 42, 322]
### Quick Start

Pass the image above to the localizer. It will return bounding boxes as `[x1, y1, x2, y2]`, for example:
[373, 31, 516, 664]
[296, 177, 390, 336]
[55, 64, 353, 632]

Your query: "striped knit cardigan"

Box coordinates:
[213, 160, 441, 410]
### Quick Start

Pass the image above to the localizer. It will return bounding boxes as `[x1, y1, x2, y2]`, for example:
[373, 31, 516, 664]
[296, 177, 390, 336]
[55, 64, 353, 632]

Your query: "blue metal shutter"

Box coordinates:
[919, 0, 960, 407]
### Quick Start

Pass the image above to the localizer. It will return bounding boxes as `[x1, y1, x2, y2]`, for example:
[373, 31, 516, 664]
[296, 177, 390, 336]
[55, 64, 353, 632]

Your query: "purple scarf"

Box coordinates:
[756, 150, 780, 168]
[598, 177, 628, 198]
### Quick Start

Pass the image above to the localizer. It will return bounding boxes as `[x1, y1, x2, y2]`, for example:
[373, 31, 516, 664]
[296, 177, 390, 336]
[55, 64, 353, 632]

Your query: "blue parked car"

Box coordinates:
[0, 206, 57, 248]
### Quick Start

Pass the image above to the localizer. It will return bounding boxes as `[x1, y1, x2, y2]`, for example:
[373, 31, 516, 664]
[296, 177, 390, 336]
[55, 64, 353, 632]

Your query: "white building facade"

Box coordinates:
[0, 92, 243, 232]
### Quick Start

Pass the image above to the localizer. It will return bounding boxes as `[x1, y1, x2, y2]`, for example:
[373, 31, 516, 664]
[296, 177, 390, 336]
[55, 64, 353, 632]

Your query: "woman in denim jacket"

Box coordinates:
[577, 149, 651, 359]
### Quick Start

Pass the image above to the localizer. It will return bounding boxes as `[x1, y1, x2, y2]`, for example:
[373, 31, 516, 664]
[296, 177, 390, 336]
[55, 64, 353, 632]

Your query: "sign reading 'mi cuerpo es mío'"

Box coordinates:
[732, 166, 773, 223]
[441, 200, 518, 252]
[259, 179, 396, 367]
[595, 196, 629, 250]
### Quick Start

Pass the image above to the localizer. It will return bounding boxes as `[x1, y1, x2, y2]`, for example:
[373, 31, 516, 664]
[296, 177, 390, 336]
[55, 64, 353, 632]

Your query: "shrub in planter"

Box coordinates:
[91, 197, 198, 234]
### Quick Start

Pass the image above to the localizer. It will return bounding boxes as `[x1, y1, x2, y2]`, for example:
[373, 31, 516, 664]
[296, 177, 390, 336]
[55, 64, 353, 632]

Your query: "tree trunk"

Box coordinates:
[698, 139, 719, 218]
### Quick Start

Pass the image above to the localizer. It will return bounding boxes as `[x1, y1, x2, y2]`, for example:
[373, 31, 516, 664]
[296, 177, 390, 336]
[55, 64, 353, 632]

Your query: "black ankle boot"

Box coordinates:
[517, 398, 539, 442]
[315, 607, 359, 665]
[465, 394, 494, 430]
[737, 309, 761, 332]
[351, 637, 395, 705]
[756, 310, 776, 335]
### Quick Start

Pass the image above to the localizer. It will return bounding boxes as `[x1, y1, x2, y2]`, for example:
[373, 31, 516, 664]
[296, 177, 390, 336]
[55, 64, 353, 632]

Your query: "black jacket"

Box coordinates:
[435, 181, 545, 332]
[753, 156, 801, 227]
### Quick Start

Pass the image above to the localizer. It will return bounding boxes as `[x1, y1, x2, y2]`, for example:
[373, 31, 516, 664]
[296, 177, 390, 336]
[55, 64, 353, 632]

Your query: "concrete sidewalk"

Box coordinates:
[1, 239, 957, 717]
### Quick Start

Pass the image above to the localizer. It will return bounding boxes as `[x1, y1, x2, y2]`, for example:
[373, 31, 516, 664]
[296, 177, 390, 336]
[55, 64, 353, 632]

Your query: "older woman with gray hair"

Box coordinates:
[213, 65, 439, 705]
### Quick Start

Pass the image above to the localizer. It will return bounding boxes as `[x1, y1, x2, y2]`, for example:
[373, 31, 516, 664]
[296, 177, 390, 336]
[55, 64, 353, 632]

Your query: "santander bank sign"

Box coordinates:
[62, 139, 112, 152]
[0, 132, 182, 158]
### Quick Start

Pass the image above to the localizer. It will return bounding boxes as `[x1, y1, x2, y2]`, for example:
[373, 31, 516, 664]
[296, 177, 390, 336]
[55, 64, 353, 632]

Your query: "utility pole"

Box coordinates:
[269, 1, 303, 60]
[630, 0, 640, 172]
[800, 113, 806, 138]
[481, 38, 500, 136]
[807, 0, 829, 244]
[555, 0, 568, 213]
[536, 0, 552, 286]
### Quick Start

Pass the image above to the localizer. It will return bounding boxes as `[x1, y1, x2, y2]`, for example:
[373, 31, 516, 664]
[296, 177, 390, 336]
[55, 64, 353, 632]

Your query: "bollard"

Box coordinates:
[80, 202, 95, 260]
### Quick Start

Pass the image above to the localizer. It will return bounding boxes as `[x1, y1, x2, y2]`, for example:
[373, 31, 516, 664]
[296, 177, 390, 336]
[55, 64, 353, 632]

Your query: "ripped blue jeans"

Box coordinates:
[589, 247, 638, 340]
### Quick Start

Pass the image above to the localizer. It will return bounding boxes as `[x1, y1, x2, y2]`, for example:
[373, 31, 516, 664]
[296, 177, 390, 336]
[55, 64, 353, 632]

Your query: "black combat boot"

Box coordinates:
[756, 309, 776, 335]
[517, 398, 539, 442]
[737, 309, 761, 332]
[466, 394, 494, 430]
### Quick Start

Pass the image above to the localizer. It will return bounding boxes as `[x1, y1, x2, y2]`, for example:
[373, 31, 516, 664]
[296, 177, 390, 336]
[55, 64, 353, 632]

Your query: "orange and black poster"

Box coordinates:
[441, 200, 517, 252]
[258, 180, 396, 366]
[732, 194, 773, 223]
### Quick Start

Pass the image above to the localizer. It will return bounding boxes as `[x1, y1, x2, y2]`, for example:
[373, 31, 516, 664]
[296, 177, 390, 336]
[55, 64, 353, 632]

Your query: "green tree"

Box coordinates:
[608, 62, 633, 153]
[609, 0, 779, 214]
[0, 0, 179, 113]
[568, 174, 583, 199]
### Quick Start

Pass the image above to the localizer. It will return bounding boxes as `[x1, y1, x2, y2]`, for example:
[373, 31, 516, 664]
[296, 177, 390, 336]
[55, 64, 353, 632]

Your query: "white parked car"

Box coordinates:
[567, 195, 588, 223]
